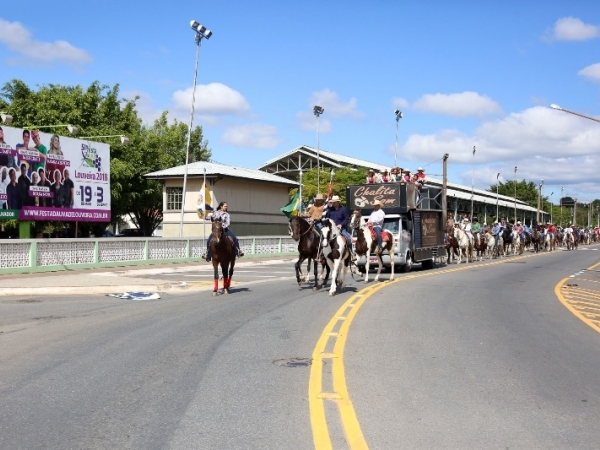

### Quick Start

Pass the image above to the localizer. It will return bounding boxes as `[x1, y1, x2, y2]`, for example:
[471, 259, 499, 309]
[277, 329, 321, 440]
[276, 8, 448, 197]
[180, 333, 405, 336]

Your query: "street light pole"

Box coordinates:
[313, 105, 324, 194]
[513, 166, 517, 223]
[470, 146, 476, 219]
[560, 186, 564, 227]
[496, 172, 500, 219]
[394, 109, 402, 168]
[180, 20, 212, 237]
[550, 191, 554, 224]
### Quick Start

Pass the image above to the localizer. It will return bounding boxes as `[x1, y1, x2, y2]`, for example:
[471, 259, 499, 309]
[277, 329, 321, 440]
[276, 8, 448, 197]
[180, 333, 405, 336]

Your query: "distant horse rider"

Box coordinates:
[471, 217, 482, 246]
[325, 195, 355, 259]
[300, 193, 326, 229]
[367, 199, 385, 252]
[462, 217, 474, 246]
[204, 201, 244, 262]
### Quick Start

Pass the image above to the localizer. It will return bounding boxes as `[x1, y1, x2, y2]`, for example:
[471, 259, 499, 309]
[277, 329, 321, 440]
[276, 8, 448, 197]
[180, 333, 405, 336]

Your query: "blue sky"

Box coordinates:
[1, 1, 600, 205]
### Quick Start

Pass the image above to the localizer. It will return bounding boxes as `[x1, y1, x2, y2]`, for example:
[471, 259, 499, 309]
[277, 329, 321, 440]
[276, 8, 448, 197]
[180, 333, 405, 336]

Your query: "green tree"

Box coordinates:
[488, 179, 541, 209]
[0, 79, 211, 237]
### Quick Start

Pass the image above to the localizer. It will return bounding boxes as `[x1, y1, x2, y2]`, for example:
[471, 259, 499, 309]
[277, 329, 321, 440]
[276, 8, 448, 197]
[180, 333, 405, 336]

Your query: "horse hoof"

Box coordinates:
[329, 291, 336, 297]
[212, 291, 218, 297]
[313, 286, 320, 291]
[224, 289, 230, 295]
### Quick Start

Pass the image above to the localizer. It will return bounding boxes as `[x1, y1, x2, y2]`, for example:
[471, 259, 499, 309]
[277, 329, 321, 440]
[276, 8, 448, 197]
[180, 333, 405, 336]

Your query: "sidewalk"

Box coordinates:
[0, 256, 296, 297]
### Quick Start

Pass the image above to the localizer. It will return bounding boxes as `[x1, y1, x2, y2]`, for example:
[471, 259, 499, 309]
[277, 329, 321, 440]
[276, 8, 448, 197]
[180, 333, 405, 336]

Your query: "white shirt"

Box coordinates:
[368, 208, 385, 228]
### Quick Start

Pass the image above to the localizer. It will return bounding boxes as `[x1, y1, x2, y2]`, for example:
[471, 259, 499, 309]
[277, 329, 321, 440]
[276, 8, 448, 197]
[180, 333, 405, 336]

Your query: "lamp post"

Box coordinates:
[394, 109, 402, 168]
[550, 104, 600, 124]
[537, 179, 544, 223]
[470, 146, 476, 219]
[179, 20, 212, 238]
[560, 186, 564, 227]
[513, 166, 517, 223]
[313, 105, 324, 194]
[80, 134, 130, 144]
[24, 124, 79, 135]
[496, 172, 500, 219]
[550, 191, 554, 224]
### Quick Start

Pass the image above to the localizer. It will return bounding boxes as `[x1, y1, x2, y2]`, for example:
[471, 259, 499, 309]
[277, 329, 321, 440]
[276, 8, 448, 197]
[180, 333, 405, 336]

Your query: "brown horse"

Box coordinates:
[289, 216, 330, 290]
[210, 218, 236, 296]
[531, 228, 543, 253]
[446, 225, 460, 263]
[472, 231, 487, 261]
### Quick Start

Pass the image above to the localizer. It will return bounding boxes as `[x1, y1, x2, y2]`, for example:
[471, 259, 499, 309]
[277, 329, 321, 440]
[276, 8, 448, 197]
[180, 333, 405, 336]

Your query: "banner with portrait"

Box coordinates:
[0, 125, 111, 222]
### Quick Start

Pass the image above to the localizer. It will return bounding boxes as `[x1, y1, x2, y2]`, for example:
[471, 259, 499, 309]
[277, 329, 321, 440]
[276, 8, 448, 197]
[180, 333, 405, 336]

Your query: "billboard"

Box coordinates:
[0, 125, 111, 222]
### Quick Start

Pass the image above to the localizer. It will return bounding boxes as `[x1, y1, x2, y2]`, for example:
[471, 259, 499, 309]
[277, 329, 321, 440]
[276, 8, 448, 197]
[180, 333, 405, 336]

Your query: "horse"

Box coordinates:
[209, 218, 236, 296]
[452, 226, 472, 264]
[564, 230, 574, 251]
[544, 230, 555, 252]
[501, 227, 514, 256]
[349, 210, 395, 283]
[320, 218, 352, 296]
[446, 225, 460, 263]
[531, 228, 543, 253]
[512, 230, 523, 255]
[484, 231, 496, 258]
[472, 231, 487, 261]
[289, 216, 330, 290]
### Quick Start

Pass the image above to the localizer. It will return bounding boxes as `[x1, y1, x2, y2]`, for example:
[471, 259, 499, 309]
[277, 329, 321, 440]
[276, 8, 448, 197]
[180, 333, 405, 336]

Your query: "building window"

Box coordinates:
[166, 187, 182, 210]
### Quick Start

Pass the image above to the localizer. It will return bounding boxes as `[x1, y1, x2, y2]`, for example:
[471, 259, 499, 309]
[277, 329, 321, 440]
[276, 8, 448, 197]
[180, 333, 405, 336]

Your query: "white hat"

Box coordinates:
[315, 193, 324, 200]
[463, 218, 469, 222]
[373, 200, 382, 206]
[517, 221, 521, 224]
[417, 167, 424, 171]
[330, 195, 341, 202]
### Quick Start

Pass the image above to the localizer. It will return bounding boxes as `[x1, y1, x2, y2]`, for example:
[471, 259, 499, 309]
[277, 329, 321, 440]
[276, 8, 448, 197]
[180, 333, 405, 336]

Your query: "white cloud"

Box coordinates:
[412, 91, 503, 117]
[392, 97, 409, 109]
[0, 18, 92, 66]
[548, 17, 600, 42]
[172, 83, 250, 116]
[121, 90, 163, 125]
[578, 63, 600, 82]
[297, 110, 332, 133]
[297, 89, 363, 132]
[222, 123, 282, 149]
[401, 106, 600, 197]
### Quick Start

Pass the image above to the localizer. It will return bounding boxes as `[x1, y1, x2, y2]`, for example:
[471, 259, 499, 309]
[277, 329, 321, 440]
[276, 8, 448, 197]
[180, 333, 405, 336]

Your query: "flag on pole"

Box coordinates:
[196, 182, 213, 219]
[280, 190, 301, 218]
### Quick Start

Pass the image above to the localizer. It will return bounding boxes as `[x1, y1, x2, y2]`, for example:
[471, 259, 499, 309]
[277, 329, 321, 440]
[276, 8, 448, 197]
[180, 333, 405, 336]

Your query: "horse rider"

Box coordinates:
[471, 217, 482, 246]
[367, 199, 385, 252]
[523, 222, 532, 239]
[491, 220, 502, 246]
[325, 194, 355, 258]
[461, 217, 474, 246]
[545, 221, 556, 242]
[300, 193, 326, 229]
[514, 220, 525, 243]
[204, 201, 244, 262]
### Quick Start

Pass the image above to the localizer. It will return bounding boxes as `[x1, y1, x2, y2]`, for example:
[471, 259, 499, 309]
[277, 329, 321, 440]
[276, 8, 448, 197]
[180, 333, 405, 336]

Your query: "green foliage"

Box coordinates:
[0, 79, 212, 237]
[298, 166, 369, 206]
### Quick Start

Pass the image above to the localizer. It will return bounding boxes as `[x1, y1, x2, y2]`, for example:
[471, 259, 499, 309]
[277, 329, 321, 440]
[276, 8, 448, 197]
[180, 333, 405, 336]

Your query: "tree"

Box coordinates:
[0, 79, 211, 237]
[296, 166, 369, 207]
[488, 179, 541, 209]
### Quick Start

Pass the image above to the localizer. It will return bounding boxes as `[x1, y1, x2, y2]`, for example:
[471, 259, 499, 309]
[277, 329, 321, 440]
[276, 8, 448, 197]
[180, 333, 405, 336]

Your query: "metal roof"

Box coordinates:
[145, 160, 298, 186]
[259, 145, 389, 175]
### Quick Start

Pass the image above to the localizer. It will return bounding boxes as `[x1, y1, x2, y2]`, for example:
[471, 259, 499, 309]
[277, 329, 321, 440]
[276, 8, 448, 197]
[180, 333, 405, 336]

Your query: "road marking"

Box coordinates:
[555, 260, 600, 335]
[308, 246, 567, 449]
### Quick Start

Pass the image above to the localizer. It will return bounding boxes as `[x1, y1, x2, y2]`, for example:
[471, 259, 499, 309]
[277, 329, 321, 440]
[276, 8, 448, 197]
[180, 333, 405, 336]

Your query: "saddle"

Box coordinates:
[367, 223, 390, 242]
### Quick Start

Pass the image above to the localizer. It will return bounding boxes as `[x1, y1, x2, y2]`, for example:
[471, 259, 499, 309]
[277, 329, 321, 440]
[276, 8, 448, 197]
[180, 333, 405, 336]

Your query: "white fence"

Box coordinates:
[0, 236, 297, 273]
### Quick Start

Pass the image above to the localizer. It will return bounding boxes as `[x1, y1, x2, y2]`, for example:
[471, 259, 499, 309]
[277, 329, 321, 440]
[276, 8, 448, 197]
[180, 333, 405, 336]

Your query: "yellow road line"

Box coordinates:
[555, 260, 600, 335]
[309, 247, 559, 449]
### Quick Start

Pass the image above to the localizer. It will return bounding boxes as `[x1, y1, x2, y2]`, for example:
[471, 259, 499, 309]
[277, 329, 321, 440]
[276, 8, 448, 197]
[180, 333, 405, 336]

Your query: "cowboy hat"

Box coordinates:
[382, 168, 389, 173]
[315, 193, 324, 200]
[517, 221, 521, 224]
[463, 218, 469, 222]
[472, 217, 478, 221]
[372, 200, 382, 206]
[402, 169, 410, 173]
[330, 195, 341, 202]
[417, 167, 424, 172]
[368, 169, 375, 173]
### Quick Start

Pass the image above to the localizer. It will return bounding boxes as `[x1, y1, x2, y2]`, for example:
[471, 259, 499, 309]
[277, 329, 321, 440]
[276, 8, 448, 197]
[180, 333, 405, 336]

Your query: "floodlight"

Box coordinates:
[0, 113, 13, 124]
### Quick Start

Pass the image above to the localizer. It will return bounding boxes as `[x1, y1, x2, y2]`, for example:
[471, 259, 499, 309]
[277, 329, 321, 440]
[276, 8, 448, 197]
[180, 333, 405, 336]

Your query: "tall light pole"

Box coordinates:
[550, 104, 600, 124]
[550, 191, 554, 224]
[180, 20, 212, 237]
[313, 105, 324, 194]
[560, 186, 564, 227]
[496, 172, 500, 219]
[394, 109, 403, 168]
[470, 146, 476, 219]
[513, 166, 517, 223]
[537, 179, 544, 223]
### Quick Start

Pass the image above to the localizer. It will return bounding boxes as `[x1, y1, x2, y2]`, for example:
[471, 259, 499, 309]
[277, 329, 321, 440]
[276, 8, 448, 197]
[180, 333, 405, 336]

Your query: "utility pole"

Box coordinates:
[574, 200, 577, 226]
[442, 153, 449, 227]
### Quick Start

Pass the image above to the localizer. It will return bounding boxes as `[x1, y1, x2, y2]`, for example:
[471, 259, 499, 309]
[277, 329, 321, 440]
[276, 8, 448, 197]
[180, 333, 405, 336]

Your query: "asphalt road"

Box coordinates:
[1, 247, 599, 449]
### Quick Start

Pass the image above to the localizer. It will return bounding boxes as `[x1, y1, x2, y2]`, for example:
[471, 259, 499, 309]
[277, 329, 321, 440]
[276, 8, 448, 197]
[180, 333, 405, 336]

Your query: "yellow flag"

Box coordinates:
[196, 182, 213, 219]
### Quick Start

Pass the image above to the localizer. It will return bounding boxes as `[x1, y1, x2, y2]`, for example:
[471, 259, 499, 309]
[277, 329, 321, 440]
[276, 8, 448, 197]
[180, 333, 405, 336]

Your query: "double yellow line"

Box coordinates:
[308, 250, 553, 449]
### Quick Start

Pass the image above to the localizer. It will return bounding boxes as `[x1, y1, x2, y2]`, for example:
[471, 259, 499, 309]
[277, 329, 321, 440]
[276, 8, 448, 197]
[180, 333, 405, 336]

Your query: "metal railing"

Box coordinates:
[0, 236, 297, 274]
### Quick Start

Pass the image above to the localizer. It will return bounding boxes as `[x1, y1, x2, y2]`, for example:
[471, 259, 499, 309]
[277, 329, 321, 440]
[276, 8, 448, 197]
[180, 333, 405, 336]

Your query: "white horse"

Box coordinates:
[484, 232, 496, 259]
[512, 230, 522, 255]
[453, 226, 472, 264]
[544, 230, 555, 252]
[319, 219, 352, 296]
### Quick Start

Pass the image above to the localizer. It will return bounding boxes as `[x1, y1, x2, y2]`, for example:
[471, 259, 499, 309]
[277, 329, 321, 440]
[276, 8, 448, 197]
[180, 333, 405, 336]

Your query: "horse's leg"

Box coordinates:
[295, 257, 304, 285]
[221, 261, 229, 294]
[212, 260, 220, 296]
[373, 249, 383, 282]
[389, 242, 395, 281]
[328, 256, 342, 296]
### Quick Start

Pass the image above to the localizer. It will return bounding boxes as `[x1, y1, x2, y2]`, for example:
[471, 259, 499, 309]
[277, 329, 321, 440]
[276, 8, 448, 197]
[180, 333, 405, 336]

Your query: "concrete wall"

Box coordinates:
[161, 177, 291, 238]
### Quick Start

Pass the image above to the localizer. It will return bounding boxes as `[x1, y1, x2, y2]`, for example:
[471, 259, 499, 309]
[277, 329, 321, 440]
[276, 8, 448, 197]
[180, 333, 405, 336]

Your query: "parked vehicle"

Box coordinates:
[347, 181, 446, 273]
[115, 228, 144, 237]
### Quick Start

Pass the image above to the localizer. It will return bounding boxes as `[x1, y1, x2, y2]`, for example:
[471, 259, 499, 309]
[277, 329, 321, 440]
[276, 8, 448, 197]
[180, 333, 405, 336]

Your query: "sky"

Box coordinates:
[1, 1, 600, 205]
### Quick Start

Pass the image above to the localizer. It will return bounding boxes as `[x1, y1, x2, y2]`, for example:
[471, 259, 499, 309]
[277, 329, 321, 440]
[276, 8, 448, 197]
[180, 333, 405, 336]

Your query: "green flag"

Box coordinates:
[280, 190, 301, 218]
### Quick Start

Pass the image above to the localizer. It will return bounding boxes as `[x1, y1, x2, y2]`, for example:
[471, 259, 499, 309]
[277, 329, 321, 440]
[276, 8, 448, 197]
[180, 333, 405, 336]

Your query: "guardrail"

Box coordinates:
[0, 236, 297, 274]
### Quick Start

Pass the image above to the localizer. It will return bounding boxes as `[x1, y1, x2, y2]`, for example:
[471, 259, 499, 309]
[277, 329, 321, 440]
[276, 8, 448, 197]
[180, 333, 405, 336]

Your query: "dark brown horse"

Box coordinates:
[446, 225, 460, 263]
[210, 218, 236, 296]
[472, 231, 487, 261]
[289, 216, 330, 290]
[531, 228, 543, 253]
